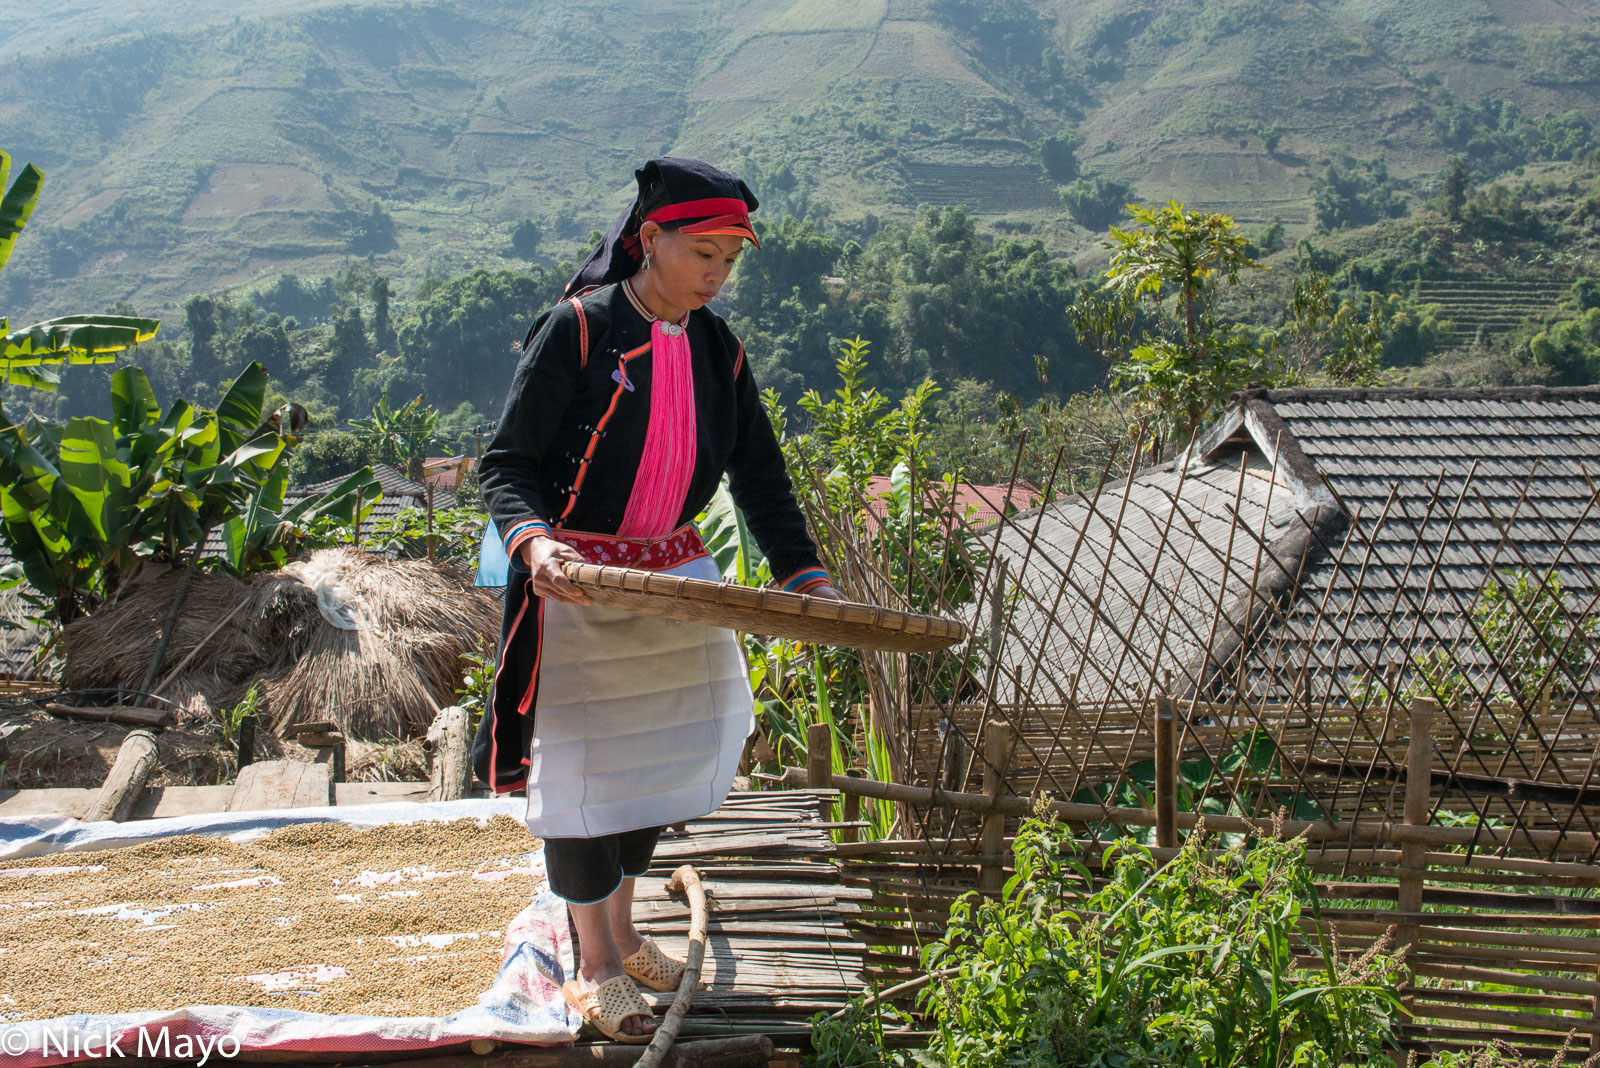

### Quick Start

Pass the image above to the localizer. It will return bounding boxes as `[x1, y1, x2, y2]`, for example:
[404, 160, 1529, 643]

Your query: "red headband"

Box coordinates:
[645, 197, 752, 225]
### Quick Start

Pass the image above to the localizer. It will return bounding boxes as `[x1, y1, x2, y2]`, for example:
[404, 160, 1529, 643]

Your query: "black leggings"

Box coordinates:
[543, 826, 664, 904]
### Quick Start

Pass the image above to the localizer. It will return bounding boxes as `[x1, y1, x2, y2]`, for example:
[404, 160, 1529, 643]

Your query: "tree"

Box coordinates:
[370, 274, 398, 357]
[1311, 154, 1408, 231]
[1088, 201, 1268, 446]
[1273, 272, 1382, 386]
[1528, 308, 1600, 385]
[0, 363, 378, 621]
[510, 218, 540, 259]
[349, 394, 443, 479]
[1037, 133, 1080, 183]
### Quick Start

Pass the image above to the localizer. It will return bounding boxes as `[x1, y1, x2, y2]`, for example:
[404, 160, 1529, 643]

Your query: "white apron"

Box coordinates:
[523, 554, 755, 838]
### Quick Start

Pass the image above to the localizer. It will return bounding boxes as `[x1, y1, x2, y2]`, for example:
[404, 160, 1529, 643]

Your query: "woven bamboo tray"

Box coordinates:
[560, 562, 967, 653]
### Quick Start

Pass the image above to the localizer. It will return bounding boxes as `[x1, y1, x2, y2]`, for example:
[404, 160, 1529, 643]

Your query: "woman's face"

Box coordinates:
[639, 223, 745, 316]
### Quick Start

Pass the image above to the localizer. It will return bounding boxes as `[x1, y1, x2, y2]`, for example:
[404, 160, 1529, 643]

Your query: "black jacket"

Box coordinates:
[472, 282, 822, 791]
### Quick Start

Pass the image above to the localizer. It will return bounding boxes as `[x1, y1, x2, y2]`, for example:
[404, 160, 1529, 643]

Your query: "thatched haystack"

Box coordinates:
[62, 549, 500, 741]
[62, 564, 270, 710]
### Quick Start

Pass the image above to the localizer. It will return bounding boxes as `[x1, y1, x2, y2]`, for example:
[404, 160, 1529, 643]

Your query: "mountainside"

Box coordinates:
[3, 0, 1599, 323]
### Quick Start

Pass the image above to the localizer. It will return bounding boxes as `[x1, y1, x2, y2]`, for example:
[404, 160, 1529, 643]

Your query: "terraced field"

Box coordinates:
[901, 162, 1061, 213]
[1415, 277, 1572, 344]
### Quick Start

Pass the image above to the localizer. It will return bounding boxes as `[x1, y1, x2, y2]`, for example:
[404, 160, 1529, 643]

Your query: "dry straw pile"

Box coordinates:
[63, 548, 500, 741]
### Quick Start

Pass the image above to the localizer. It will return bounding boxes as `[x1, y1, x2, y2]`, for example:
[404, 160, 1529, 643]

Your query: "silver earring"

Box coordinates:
[642, 251, 652, 272]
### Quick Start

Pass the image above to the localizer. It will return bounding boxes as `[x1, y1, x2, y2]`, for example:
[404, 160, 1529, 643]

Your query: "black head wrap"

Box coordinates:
[564, 157, 760, 298]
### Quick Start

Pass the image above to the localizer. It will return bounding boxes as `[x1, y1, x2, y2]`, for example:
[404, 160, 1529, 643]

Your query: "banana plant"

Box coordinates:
[0, 150, 159, 387]
[0, 363, 380, 622]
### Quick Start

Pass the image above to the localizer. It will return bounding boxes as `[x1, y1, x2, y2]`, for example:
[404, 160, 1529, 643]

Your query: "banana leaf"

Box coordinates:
[0, 155, 42, 273]
[110, 367, 161, 438]
[1, 315, 160, 363]
[58, 417, 132, 542]
[216, 362, 267, 456]
[698, 481, 764, 584]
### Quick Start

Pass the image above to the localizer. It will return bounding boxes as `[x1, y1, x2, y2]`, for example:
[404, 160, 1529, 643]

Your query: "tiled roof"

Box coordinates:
[199, 463, 465, 559]
[300, 462, 459, 510]
[864, 477, 1042, 532]
[423, 455, 476, 493]
[1223, 387, 1600, 691]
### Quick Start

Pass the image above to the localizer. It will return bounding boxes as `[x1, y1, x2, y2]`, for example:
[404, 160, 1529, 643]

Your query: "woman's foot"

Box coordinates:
[568, 965, 656, 1039]
[612, 922, 647, 959]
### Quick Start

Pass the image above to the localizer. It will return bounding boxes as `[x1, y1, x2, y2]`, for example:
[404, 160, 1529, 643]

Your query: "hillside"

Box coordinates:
[2, 0, 1599, 323]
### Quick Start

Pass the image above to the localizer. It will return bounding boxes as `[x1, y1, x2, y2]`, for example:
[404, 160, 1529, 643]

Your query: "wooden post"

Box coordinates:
[426, 705, 472, 801]
[1155, 694, 1179, 851]
[86, 730, 159, 823]
[238, 713, 257, 772]
[806, 722, 832, 790]
[1397, 696, 1435, 1013]
[979, 722, 1012, 895]
[841, 769, 862, 844]
[1591, 964, 1600, 1058]
[426, 483, 436, 560]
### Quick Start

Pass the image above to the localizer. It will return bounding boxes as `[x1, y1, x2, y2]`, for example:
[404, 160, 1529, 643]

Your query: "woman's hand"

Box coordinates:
[807, 583, 846, 602]
[519, 535, 593, 606]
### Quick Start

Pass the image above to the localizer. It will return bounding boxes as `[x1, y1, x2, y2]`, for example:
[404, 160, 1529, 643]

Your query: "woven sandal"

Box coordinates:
[622, 937, 687, 993]
[560, 975, 656, 1044]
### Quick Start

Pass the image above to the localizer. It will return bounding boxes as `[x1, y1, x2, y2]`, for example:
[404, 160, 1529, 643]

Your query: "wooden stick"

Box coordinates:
[84, 730, 159, 823]
[635, 865, 709, 1068]
[1397, 697, 1433, 1009]
[46, 703, 171, 729]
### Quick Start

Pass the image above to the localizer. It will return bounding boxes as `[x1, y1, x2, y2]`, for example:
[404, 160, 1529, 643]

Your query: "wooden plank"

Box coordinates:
[333, 781, 432, 806]
[226, 759, 333, 812]
[0, 787, 95, 819]
[137, 785, 234, 819]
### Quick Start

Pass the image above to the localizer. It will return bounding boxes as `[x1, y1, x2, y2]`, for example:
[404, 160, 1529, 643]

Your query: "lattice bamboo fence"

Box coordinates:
[781, 439, 1600, 1060]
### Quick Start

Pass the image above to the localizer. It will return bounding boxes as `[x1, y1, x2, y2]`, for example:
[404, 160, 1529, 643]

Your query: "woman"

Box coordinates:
[475, 158, 840, 1043]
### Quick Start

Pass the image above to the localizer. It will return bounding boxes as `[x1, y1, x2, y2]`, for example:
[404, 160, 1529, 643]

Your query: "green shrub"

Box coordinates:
[811, 819, 1406, 1068]
[1061, 175, 1135, 230]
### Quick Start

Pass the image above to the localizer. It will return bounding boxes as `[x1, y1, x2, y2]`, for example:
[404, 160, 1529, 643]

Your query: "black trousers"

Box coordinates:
[543, 826, 664, 904]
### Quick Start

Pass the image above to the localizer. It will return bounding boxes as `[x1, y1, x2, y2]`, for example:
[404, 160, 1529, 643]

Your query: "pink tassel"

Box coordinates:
[617, 321, 698, 537]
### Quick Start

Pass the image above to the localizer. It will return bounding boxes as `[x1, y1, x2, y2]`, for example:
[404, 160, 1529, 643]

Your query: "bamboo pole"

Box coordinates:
[979, 722, 1012, 895]
[775, 766, 1600, 852]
